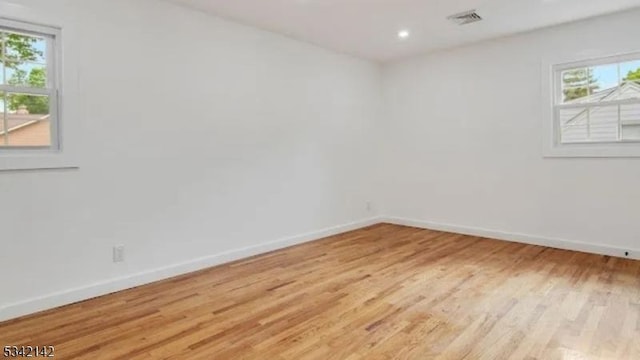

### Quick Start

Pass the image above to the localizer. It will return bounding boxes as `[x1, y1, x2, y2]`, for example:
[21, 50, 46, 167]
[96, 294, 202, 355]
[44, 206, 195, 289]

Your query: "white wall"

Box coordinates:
[382, 9, 640, 255]
[0, 0, 382, 320]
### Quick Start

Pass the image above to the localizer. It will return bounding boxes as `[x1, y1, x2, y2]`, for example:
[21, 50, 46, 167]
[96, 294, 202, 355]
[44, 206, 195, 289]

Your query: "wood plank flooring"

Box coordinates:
[1, 224, 640, 359]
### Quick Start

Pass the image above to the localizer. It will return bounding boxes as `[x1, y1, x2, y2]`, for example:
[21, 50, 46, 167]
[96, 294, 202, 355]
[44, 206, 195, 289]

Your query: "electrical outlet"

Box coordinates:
[113, 245, 125, 263]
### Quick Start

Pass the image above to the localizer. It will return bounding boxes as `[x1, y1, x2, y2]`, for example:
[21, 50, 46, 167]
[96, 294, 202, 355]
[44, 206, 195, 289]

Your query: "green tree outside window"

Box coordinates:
[1, 32, 49, 114]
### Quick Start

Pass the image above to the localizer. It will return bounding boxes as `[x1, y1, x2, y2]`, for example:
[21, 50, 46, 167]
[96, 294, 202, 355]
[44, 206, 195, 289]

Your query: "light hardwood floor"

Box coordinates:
[1, 224, 639, 359]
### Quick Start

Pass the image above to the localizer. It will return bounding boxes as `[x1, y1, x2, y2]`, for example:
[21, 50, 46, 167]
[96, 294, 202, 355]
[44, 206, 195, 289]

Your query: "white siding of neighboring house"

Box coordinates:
[560, 108, 589, 143]
[561, 82, 640, 143]
[589, 105, 619, 142]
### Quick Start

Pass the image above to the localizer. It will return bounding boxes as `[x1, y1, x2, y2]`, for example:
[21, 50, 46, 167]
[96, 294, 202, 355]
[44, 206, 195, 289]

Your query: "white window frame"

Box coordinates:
[0, 17, 76, 171]
[543, 51, 640, 158]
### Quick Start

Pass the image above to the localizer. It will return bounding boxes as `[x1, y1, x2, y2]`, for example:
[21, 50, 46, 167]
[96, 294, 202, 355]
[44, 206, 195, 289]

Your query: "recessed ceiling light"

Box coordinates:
[398, 30, 410, 40]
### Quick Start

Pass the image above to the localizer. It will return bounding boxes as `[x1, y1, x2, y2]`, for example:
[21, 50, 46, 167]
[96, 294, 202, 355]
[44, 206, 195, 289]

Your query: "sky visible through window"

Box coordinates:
[592, 60, 640, 90]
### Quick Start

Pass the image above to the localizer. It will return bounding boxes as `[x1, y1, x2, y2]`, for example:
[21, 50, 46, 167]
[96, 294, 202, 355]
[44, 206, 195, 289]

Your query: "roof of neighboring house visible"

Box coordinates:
[567, 81, 640, 104]
[0, 113, 50, 135]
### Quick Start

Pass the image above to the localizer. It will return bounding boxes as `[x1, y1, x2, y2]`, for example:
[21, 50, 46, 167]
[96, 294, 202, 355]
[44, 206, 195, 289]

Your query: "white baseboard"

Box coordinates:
[0, 217, 381, 323]
[383, 217, 640, 261]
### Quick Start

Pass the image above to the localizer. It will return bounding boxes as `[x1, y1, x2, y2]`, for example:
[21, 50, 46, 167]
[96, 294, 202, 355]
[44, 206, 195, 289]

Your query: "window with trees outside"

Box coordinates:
[0, 19, 59, 150]
[553, 54, 640, 146]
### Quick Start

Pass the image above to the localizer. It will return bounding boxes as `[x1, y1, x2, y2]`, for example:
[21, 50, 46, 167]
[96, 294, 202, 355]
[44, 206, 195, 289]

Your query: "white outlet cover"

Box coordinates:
[113, 245, 125, 263]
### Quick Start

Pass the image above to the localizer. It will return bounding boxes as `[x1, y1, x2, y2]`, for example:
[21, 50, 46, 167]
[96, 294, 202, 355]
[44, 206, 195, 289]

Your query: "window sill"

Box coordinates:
[543, 143, 640, 158]
[0, 152, 78, 172]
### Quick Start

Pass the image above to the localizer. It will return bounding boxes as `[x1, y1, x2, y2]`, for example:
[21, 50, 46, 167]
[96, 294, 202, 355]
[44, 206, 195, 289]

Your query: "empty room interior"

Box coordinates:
[1, 0, 640, 358]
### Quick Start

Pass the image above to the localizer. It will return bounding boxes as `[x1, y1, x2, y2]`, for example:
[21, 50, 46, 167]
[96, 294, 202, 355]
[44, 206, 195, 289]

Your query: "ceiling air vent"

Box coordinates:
[447, 10, 482, 25]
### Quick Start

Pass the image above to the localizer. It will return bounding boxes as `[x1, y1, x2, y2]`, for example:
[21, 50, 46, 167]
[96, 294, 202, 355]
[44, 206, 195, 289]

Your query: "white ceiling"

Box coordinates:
[169, 0, 640, 62]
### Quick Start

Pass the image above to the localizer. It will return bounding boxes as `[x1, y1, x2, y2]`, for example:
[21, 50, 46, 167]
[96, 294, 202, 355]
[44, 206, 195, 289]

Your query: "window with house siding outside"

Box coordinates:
[557, 58, 640, 144]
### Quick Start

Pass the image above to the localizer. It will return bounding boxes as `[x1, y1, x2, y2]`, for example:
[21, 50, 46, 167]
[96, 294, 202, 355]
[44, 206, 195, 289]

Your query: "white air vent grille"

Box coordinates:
[447, 10, 482, 25]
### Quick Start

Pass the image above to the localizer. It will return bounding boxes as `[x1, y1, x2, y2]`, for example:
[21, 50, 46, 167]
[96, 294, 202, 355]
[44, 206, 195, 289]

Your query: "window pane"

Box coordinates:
[621, 103, 640, 141]
[621, 60, 640, 86]
[562, 68, 598, 103]
[1, 93, 51, 147]
[589, 105, 619, 142]
[559, 105, 620, 143]
[3, 32, 46, 63]
[591, 63, 619, 93]
[4, 62, 47, 88]
[560, 108, 588, 143]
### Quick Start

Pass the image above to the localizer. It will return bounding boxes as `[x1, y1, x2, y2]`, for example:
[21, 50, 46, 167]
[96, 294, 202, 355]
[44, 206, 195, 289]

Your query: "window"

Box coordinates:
[0, 18, 59, 150]
[547, 52, 640, 157]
